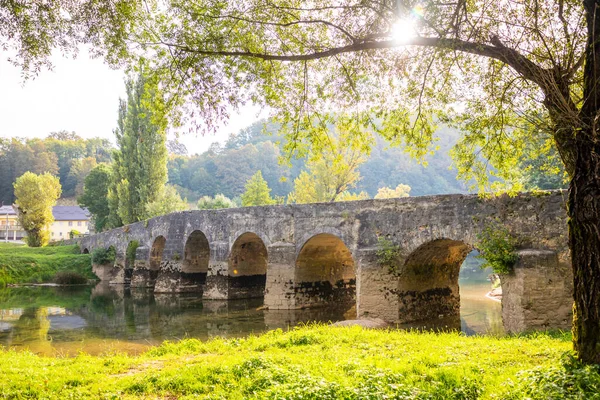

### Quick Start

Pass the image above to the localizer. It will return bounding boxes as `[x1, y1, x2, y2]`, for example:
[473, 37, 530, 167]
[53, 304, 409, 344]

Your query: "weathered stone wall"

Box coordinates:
[73, 191, 571, 330]
[501, 249, 573, 332]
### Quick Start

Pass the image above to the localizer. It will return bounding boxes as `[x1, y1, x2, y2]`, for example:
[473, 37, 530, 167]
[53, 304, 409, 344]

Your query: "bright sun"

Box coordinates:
[391, 19, 416, 43]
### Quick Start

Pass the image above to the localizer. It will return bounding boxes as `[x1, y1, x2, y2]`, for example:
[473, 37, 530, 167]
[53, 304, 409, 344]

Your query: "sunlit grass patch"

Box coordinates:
[0, 244, 94, 286]
[0, 324, 590, 399]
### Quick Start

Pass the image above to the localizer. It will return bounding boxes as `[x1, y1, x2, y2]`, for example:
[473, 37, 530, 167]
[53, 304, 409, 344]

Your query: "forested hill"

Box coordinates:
[0, 121, 564, 207]
[167, 120, 469, 202]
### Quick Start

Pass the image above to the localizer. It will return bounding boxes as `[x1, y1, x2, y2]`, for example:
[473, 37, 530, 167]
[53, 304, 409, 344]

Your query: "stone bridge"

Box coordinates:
[75, 191, 573, 332]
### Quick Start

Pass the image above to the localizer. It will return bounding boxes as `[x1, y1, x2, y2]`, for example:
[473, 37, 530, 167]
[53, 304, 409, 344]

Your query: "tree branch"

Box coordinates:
[150, 35, 552, 92]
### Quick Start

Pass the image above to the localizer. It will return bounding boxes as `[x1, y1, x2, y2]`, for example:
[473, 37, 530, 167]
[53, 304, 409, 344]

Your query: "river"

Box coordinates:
[0, 255, 502, 355]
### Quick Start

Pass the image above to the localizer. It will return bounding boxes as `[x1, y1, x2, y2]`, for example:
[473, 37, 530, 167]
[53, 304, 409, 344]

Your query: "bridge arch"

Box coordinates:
[228, 232, 268, 299]
[398, 238, 472, 324]
[296, 227, 354, 258]
[294, 233, 356, 313]
[180, 230, 210, 291]
[82, 248, 89, 254]
[149, 236, 167, 271]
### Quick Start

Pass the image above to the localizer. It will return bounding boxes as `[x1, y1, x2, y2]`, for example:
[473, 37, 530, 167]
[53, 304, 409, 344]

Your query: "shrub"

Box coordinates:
[476, 220, 518, 274]
[92, 246, 116, 265]
[376, 237, 402, 275]
[126, 240, 139, 265]
[197, 194, 236, 209]
[53, 271, 88, 285]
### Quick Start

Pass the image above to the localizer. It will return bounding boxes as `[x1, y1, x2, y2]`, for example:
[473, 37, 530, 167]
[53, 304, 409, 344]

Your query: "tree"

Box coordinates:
[167, 140, 188, 156]
[145, 185, 189, 218]
[197, 194, 237, 210]
[126, 1, 600, 363]
[288, 139, 366, 203]
[1, 0, 141, 78]
[45, 133, 87, 196]
[375, 184, 412, 199]
[78, 164, 112, 232]
[108, 72, 169, 225]
[67, 156, 98, 197]
[13, 172, 61, 247]
[241, 171, 275, 206]
[337, 191, 370, 202]
[0, 138, 59, 204]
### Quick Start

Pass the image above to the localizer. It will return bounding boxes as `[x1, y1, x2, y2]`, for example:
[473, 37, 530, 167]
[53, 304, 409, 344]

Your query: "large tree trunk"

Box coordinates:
[569, 137, 600, 364]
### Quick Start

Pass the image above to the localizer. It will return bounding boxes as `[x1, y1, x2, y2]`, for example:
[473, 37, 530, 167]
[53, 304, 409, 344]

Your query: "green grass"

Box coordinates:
[0, 243, 95, 287]
[0, 325, 597, 399]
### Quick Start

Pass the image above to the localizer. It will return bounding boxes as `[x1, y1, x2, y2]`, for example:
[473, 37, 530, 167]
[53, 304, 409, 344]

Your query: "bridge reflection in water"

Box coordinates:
[0, 258, 501, 356]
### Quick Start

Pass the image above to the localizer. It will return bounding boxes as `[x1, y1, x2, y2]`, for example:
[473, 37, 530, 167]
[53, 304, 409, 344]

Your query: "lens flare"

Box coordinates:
[391, 19, 416, 43]
[412, 4, 425, 17]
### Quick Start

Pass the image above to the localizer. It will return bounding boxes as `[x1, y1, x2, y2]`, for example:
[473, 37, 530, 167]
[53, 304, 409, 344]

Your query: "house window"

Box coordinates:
[52, 232, 54, 237]
[77, 221, 82, 226]
[60, 232, 63, 236]
[68, 221, 73, 227]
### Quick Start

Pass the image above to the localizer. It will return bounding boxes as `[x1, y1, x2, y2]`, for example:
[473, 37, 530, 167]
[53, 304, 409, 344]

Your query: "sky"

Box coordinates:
[0, 50, 262, 155]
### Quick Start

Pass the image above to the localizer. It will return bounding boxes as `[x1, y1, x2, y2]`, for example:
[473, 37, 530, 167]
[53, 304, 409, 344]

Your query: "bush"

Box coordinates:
[476, 221, 518, 274]
[376, 237, 402, 274]
[126, 240, 139, 265]
[92, 246, 116, 265]
[53, 271, 88, 285]
[197, 194, 237, 209]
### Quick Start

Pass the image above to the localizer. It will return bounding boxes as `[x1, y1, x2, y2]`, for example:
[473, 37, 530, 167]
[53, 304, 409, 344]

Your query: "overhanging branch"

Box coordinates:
[149, 35, 551, 91]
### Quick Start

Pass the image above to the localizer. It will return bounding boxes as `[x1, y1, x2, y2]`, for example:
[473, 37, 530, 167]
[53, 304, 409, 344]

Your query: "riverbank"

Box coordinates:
[0, 325, 596, 399]
[0, 243, 94, 287]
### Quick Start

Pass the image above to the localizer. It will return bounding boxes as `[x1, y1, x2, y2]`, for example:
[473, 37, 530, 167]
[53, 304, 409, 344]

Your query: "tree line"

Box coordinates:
[0, 133, 112, 205]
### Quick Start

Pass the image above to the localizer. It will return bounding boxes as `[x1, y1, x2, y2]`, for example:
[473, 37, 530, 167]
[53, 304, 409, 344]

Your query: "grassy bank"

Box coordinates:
[0, 243, 94, 287]
[0, 325, 597, 399]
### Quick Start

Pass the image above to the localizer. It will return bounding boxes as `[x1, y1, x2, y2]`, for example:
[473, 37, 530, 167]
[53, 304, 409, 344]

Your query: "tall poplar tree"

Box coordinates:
[108, 73, 168, 225]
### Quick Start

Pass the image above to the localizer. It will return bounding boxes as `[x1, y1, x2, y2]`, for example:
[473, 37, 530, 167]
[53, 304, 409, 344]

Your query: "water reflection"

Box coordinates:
[0, 253, 501, 355]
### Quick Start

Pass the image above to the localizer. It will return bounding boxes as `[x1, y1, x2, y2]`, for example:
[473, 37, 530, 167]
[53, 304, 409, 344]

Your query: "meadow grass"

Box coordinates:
[0, 324, 597, 399]
[0, 243, 94, 287]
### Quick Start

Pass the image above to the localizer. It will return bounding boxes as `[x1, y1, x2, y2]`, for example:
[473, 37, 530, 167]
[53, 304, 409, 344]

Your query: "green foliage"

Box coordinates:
[0, 135, 114, 205]
[476, 221, 519, 274]
[197, 194, 237, 209]
[0, 324, 585, 399]
[52, 271, 88, 285]
[126, 240, 139, 265]
[288, 132, 366, 204]
[241, 171, 276, 206]
[0, 243, 94, 287]
[375, 183, 412, 199]
[145, 185, 189, 218]
[91, 246, 116, 265]
[13, 171, 62, 247]
[78, 163, 112, 232]
[108, 72, 169, 226]
[1, 1, 140, 78]
[68, 229, 81, 239]
[512, 354, 600, 399]
[336, 191, 370, 202]
[376, 237, 402, 275]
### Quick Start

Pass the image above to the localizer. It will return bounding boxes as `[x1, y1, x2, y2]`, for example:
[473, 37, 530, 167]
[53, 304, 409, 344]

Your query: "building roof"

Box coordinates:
[52, 206, 90, 221]
[0, 205, 17, 215]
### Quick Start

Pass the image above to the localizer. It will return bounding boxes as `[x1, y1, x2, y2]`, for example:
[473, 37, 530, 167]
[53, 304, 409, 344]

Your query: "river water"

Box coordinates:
[0, 258, 502, 355]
